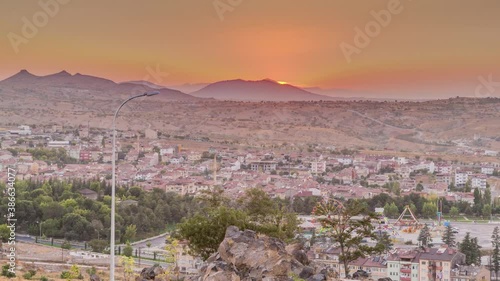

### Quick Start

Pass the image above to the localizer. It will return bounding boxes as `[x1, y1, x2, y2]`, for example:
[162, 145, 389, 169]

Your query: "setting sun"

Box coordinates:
[277, 81, 288, 85]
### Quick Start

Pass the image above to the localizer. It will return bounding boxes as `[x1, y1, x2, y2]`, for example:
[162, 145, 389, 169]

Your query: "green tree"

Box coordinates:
[459, 232, 481, 265]
[123, 241, 133, 257]
[482, 204, 492, 218]
[484, 188, 492, 205]
[442, 225, 456, 248]
[238, 188, 299, 240]
[61, 240, 72, 250]
[0, 224, 9, 243]
[122, 224, 137, 243]
[376, 232, 394, 254]
[492, 227, 500, 279]
[89, 239, 108, 253]
[422, 202, 437, 219]
[474, 188, 482, 206]
[417, 224, 433, 248]
[383, 202, 399, 219]
[449, 207, 459, 219]
[314, 200, 382, 277]
[177, 206, 251, 260]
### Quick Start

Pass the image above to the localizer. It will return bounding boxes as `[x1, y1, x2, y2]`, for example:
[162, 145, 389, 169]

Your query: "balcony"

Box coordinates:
[401, 277, 411, 281]
[401, 268, 411, 274]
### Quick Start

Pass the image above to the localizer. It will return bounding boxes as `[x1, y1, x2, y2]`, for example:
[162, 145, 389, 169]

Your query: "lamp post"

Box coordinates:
[110, 91, 159, 281]
[36, 220, 42, 238]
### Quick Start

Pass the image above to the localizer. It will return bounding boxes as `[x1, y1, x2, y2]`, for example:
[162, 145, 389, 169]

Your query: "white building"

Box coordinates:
[311, 161, 326, 174]
[337, 157, 353, 165]
[481, 167, 494, 175]
[471, 174, 487, 189]
[454, 172, 468, 187]
[48, 140, 70, 148]
[436, 165, 453, 174]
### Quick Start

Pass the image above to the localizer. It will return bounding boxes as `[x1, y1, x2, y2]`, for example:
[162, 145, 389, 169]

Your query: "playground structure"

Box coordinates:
[376, 205, 423, 237]
[394, 205, 421, 230]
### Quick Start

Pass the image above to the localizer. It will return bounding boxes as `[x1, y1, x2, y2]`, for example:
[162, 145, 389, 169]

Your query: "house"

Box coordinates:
[311, 161, 326, 174]
[80, 150, 92, 162]
[18, 152, 33, 162]
[470, 174, 487, 189]
[78, 188, 98, 200]
[48, 140, 70, 148]
[175, 241, 204, 275]
[387, 248, 421, 281]
[419, 247, 466, 281]
[250, 161, 277, 172]
[481, 167, 494, 175]
[455, 173, 469, 187]
[451, 265, 490, 281]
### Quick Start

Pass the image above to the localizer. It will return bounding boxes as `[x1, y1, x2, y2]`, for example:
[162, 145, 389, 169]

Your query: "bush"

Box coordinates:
[61, 240, 72, 250]
[40, 276, 49, 281]
[60, 271, 71, 279]
[23, 272, 33, 280]
[1, 264, 15, 277]
[123, 241, 133, 257]
[86, 266, 97, 275]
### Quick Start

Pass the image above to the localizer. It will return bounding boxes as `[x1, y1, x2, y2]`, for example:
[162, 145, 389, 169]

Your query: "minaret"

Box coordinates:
[213, 153, 217, 183]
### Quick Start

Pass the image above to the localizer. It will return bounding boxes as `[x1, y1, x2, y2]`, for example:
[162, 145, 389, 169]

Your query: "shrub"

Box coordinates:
[23, 272, 33, 280]
[40, 276, 49, 281]
[1, 264, 15, 277]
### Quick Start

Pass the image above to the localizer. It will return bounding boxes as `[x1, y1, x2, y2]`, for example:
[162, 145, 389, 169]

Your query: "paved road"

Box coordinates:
[450, 221, 500, 248]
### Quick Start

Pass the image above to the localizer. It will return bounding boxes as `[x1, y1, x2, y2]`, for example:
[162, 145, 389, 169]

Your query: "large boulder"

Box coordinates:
[188, 226, 330, 281]
[137, 264, 165, 281]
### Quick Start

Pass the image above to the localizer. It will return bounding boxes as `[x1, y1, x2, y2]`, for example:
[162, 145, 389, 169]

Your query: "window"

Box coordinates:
[422, 261, 426, 265]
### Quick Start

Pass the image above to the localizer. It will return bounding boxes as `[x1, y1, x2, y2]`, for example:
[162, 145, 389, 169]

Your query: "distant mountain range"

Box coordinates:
[0, 70, 346, 102]
[0, 70, 196, 101]
[190, 79, 336, 101]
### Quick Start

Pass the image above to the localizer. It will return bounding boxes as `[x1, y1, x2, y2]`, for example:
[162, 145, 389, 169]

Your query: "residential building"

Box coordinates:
[451, 266, 490, 281]
[311, 161, 326, 174]
[250, 161, 277, 172]
[480, 167, 494, 175]
[455, 173, 469, 187]
[419, 247, 465, 281]
[470, 174, 487, 189]
[387, 249, 421, 281]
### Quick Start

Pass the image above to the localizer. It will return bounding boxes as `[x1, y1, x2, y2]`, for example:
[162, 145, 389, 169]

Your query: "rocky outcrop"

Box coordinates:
[136, 264, 165, 281]
[188, 226, 335, 281]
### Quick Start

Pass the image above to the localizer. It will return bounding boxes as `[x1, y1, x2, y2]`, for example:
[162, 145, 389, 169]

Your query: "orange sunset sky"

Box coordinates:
[1, 0, 500, 97]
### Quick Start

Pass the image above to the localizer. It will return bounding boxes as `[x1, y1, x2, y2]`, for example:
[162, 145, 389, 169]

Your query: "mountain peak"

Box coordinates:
[192, 79, 333, 101]
[17, 69, 36, 77]
[49, 70, 72, 77]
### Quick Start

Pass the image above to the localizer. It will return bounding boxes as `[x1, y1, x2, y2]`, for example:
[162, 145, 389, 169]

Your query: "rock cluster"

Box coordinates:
[136, 264, 165, 281]
[188, 226, 335, 281]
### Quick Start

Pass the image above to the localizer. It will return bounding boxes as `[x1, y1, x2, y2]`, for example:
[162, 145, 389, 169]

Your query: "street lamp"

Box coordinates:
[36, 220, 42, 238]
[110, 91, 159, 280]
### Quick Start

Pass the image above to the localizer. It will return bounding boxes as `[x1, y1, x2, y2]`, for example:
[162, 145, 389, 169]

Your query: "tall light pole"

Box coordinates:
[110, 91, 159, 280]
[36, 220, 42, 237]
